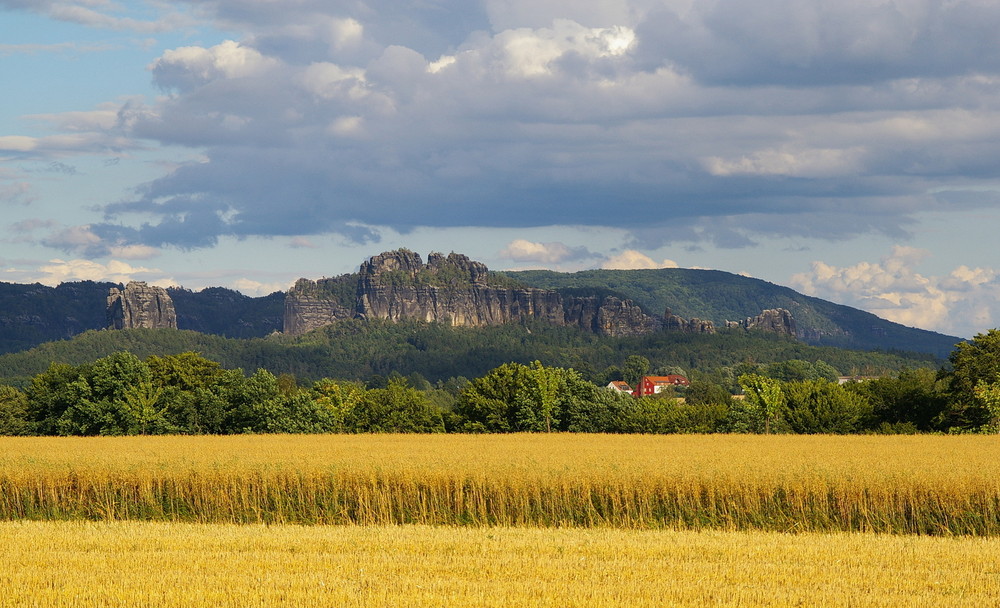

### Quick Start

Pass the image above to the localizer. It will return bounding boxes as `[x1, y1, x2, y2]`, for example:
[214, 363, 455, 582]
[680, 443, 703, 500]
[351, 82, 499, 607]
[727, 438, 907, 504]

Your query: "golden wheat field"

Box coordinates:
[1, 521, 998, 607]
[1, 434, 1000, 533]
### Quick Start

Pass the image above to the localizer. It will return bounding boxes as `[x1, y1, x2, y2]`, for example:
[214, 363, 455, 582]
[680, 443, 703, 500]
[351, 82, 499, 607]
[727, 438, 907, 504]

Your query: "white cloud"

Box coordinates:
[229, 277, 294, 296]
[0, 181, 34, 205]
[499, 239, 589, 264]
[601, 250, 679, 270]
[151, 40, 281, 91]
[288, 236, 318, 249]
[6, 258, 167, 286]
[790, 246, 1000, 337]
[491, 20, 635, 78]
[41, 225, 102, 252]
[704, 147, 864, 178]
[106, 244, 160, 260]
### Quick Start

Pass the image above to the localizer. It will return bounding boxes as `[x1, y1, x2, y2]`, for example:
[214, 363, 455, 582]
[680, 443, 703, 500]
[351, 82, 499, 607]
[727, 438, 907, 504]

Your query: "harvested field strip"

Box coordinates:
[1, 434, 999, 533]
[1, 521, 998, 607]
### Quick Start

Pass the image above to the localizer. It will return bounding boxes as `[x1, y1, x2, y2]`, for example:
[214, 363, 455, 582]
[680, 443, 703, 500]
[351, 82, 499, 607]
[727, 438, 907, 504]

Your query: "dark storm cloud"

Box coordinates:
[74, 0, 1000, 250]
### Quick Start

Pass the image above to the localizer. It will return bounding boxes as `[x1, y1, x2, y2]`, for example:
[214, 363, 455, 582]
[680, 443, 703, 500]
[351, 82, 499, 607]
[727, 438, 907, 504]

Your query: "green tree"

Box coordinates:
[628, 397, 729, 434]
[223, 369, 286, 433]
[0, 385, 29, 435]
[49, 352, 160, 436]
[455, 362, 596, 433]
[26, 362, 86, 435]
[524, 361, 561, 432]
[120, 378, 167, 435]
[973, 380, 1000, 433]
[943, 330, 1000, 429]
[351, 378, 444, 433]
[782, 379, 873, 434]
[147, 353, 230, 434]
[622, 355, 650, 387]
[312, 379, 366, 433]
[684, 380, 735, 408]
[563, 386, 635, 433]
[845, 368, 946, 432]
[738, 373, 786, 434]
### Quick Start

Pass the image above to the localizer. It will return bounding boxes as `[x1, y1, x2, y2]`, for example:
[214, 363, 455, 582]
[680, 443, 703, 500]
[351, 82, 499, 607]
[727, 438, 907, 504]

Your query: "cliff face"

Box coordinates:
[284, 250, 660, 337]
[663, 309, 716, 334]
[725, 308, 796, 337]
[356, 251, 566, 327]
[282, 250, 798, 341]
[595, 297, 661, 337]
[283, 277, 356, 336]
[107, 282, 177, 330]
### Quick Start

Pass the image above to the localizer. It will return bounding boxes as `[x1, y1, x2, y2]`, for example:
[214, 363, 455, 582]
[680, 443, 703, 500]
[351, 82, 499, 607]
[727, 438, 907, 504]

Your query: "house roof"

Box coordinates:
[643, 375, 689, 384]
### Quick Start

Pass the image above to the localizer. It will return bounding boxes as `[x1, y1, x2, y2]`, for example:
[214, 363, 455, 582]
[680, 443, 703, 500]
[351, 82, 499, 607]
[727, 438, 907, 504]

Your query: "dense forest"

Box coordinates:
[0, 328, 996, 436]
[0, 321, 941, 390]
[1, 322, 993, 438]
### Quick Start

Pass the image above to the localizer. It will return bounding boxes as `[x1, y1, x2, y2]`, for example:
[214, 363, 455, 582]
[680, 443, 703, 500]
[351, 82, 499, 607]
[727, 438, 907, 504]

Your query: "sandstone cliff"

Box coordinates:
[725, 308, 796, 337]
[663, 309, 716, 334]
[563, 295, 661, 337]
[282, 250, 799, 341]
[283, 250, 661, 337]
[283, 276, 357, 335]
[357, 251, 566, 327]
[107, 282, 177, 330]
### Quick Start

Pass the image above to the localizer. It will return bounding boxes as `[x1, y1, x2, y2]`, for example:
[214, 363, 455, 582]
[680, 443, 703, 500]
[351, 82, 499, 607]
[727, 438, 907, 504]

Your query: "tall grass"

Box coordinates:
[1, 434, 999, 534]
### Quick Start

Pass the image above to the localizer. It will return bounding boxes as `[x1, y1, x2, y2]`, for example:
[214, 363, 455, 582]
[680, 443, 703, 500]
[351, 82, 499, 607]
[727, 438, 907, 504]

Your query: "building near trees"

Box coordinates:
[633, 375, 690, 397]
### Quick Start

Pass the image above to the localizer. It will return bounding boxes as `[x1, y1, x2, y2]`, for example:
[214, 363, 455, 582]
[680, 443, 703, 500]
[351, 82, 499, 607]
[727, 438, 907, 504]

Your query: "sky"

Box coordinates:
[2, 0, 1000, 339]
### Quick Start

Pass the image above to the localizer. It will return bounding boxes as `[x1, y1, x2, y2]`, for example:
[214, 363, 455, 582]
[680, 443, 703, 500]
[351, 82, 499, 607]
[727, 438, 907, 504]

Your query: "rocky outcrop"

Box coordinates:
[107, 282, 177, 330]
[283, 250, 663, 337]
[726, 308, 796, 337]
[595, 297, 661, 337]
[663, 309, 716, 334]
[282, 250, 804, 341]
[564, 295, 661, 337]
[356, 250, 566, 327]
[282, 277, 356, 336]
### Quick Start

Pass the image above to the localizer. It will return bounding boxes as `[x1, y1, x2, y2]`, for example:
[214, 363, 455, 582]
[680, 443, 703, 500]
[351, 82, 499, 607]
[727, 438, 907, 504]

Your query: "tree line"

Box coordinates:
[1, 328, 998, 436]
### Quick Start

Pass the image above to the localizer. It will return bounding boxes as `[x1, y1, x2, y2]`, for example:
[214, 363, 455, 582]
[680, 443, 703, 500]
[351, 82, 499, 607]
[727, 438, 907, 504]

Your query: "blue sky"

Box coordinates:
[2, 0, 1000, 338]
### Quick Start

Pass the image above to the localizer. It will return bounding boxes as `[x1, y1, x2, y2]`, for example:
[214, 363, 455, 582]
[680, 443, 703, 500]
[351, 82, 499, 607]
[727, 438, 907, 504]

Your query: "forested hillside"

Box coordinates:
[508, 268, 960, 357]
[0, 281, 115, 354]
[0, 322, 939, 390]
[0, 260, 963, 359]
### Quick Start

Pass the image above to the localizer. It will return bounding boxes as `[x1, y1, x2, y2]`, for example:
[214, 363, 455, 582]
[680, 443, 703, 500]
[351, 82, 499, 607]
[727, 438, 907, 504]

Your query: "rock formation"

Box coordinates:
[356, 250, 566, 327]
[595, 297, 661, 337]
[283, 277, 356, 335]
[283, 250, 662, 337]
[663, 309, 716, 334]
[282, 250, 800, 341]
[725, 308, 796, 337]
[107, 282, 177, 330]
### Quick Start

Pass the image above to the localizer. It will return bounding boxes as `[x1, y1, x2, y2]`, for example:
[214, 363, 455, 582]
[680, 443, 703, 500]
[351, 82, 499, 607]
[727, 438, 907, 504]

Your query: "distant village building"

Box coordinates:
[837, 376, 881, 385]
[607, 381, 633, 393]
[633, 375, 690, 397]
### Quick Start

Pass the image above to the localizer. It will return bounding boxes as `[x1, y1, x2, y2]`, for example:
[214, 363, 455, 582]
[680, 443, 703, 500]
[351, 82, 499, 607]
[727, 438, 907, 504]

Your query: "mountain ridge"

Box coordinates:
[0, 251, 963, 358]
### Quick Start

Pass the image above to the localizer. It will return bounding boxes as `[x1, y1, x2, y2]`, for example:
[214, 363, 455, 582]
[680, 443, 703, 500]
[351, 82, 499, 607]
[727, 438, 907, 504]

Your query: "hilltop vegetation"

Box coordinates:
[507, 268, 960, 356]
[0, 321, 939, 389]
[1, 324, 986, 437]
[0, 255, 963, 358]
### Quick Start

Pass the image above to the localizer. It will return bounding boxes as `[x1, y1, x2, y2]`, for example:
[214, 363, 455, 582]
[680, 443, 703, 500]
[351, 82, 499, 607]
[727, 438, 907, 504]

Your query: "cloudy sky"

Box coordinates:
[3, 0, 1000, 338]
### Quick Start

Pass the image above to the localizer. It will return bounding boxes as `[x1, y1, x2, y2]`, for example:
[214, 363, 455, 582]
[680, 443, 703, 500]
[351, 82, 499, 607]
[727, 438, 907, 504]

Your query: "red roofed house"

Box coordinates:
[607, 381, 633, 393]
[633, 375, 690, 397]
